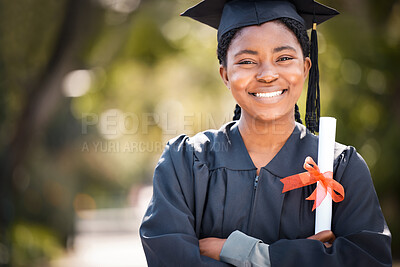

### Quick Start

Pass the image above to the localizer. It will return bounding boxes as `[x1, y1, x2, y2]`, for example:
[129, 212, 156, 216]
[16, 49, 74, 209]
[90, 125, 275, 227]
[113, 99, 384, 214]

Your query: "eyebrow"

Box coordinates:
[234, 46, 297, 57]
[234, 49, 258, 57]
[273, 45, 297, 53]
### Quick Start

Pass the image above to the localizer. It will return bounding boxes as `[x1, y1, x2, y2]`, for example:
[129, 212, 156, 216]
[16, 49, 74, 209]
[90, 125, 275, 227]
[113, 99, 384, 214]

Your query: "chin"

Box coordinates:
[244, 108, 295, 124]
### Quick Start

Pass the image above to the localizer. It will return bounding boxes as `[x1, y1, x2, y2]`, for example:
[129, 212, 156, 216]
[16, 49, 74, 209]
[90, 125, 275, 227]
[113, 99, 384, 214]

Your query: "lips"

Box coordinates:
[249, 89, 287, 98]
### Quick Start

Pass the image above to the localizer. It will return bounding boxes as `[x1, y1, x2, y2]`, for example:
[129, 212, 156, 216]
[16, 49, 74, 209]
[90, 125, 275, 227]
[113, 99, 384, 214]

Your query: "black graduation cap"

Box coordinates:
[181, 0, 339, 133]
[181, 0, 338, 41]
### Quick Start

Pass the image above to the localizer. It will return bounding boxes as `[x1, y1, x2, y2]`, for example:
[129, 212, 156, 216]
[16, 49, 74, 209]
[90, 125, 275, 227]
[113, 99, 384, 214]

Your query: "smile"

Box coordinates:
[250, 89, 287, 98]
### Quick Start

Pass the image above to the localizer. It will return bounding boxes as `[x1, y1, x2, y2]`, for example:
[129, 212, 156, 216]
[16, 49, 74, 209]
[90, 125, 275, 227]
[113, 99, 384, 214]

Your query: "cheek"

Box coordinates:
[228, 69, 252, 89]
[285, 66, 305, 88]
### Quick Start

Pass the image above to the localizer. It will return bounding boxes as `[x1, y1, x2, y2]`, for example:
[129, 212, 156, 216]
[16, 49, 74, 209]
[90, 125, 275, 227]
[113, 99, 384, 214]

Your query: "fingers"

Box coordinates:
[198, 238, 209, 255]
[198, 237, 226, 261]
[307, 230, 336, 246]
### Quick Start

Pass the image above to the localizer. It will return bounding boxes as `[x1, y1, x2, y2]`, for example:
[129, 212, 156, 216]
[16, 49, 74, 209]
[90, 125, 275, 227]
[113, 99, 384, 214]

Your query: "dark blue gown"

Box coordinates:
[140, 121, 392, 266]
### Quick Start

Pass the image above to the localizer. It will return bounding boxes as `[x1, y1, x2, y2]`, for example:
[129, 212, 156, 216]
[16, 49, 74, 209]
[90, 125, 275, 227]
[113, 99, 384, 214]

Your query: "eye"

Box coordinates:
[277, 56, 293, 62]
[238, 60, 255, 65]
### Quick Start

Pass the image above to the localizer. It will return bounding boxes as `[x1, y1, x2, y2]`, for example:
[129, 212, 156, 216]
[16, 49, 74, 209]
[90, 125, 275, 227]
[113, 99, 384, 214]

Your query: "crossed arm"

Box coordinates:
[199, 230, 336, 262]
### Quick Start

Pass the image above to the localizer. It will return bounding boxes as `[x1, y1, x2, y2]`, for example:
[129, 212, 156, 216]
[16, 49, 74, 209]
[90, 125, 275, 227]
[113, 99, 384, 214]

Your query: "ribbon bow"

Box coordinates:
[280, 157, 345, 211]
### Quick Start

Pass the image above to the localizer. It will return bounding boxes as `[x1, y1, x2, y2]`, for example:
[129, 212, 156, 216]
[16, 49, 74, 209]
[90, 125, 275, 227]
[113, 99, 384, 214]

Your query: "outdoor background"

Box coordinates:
[0, 0, 399, 266]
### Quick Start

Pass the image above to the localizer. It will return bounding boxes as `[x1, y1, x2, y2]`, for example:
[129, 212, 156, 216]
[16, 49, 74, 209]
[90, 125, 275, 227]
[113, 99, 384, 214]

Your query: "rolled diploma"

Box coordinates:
[315, 117, 337, 234]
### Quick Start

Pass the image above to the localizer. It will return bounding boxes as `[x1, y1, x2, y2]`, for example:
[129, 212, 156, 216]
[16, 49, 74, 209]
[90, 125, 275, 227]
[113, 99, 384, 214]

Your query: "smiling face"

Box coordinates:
[220, 20, 311, 126]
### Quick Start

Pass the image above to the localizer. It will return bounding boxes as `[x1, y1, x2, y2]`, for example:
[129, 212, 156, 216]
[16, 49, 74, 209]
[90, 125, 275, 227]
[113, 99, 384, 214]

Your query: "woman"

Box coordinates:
[140, 0, 392, 266]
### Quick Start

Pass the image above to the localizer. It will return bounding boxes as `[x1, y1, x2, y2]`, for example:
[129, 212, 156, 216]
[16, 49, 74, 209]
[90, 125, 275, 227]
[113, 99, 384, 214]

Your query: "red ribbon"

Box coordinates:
[280, 157, 345, 211]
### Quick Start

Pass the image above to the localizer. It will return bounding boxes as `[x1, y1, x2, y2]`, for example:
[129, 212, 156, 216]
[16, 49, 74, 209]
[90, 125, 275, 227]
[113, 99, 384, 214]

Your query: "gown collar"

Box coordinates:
[224, 121, 318, 177]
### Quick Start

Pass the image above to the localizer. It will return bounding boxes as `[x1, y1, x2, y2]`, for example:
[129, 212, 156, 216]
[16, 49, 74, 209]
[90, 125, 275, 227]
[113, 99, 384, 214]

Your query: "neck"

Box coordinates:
[238, 113, 296, 153]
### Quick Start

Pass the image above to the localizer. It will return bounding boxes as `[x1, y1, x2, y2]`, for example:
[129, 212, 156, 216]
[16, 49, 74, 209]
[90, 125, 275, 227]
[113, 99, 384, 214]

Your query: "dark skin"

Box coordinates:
[199, 21, 336, 261]
[220, 22, 311, 175]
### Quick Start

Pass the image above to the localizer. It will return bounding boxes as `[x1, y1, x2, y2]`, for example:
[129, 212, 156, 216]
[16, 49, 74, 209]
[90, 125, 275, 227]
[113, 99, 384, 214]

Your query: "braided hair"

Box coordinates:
[217, 18, 309, 124]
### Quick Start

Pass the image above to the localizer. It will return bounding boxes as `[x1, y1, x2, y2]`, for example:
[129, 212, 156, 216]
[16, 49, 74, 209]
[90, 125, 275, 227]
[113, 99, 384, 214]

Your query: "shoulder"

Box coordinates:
[296, 123, 369, 178]
[167, 122, 233, 150]
[163, 121, 236, 165]
[294, 123, 347, 163]
[334, 144, 372, 185]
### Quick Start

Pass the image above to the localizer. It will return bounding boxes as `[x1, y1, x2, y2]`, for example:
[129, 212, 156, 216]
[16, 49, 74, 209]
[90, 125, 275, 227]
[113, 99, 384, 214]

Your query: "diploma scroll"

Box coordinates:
[315, 117, 337, 234]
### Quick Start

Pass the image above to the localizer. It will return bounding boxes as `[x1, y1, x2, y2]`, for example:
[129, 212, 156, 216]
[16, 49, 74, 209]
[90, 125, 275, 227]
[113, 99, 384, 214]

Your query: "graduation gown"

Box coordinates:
[140, 121, 391, 266]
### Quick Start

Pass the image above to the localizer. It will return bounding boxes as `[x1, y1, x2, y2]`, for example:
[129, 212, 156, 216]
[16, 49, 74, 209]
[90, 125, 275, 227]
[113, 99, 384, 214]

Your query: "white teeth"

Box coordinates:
[254, 90, 284, 98]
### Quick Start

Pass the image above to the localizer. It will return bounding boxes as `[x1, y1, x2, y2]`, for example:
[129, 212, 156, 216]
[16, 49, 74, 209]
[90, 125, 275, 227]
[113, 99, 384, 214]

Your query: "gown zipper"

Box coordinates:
[254, 175, 259, 189]
[248, 174, 260, 235]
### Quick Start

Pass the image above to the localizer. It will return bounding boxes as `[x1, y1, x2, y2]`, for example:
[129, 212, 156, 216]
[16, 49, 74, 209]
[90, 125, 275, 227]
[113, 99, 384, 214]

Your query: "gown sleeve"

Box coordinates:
[139, 136, 231, 266]
[220, 230, 271, 267]
[220, 147, 392, 267]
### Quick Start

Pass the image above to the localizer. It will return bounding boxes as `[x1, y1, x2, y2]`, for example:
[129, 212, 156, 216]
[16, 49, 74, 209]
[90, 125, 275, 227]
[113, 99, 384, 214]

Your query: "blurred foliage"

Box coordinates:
[11, 222, 63, 266]
[0, 0, 399, 265]
[321, 0, 400, 257]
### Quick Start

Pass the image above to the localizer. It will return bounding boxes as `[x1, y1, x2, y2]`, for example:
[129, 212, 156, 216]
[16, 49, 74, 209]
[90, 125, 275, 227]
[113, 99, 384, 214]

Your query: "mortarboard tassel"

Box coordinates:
[305, 21, 321, 133]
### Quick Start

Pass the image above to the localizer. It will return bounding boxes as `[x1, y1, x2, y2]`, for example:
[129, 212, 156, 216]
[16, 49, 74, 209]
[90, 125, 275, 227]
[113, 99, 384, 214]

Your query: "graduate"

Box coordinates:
[140, 0, 392, 266]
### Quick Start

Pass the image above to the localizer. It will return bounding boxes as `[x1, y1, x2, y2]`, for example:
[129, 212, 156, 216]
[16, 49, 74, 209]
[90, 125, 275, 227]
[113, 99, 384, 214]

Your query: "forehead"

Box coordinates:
[229, 21, 301, 53]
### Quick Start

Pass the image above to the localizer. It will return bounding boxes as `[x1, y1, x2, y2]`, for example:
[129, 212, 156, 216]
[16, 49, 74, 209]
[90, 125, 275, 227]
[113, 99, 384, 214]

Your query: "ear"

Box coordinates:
[219, 65, 230, 89]
[304, 57, 312, 79]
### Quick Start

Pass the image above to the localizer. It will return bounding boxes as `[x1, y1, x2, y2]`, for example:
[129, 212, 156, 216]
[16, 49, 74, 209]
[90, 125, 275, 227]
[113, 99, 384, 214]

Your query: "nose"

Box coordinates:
[256, 64, 279, 83]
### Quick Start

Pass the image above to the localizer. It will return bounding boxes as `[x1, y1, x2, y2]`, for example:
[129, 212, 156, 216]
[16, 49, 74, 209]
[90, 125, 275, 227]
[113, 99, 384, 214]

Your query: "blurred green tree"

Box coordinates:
[321, 0, 400, 257]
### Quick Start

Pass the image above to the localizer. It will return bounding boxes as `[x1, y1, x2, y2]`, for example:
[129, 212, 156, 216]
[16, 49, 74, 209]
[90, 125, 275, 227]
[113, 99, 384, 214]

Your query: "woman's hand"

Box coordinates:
[199, 237, 227, 260]
[307, 230, 336, 248]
